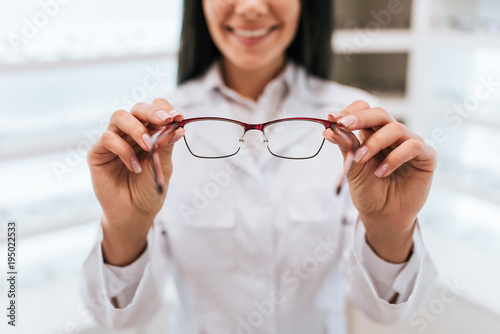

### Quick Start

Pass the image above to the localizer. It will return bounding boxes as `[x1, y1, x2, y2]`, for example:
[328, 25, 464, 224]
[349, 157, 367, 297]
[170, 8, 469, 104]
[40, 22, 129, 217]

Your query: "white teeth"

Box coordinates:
[233, 27, 272, 38]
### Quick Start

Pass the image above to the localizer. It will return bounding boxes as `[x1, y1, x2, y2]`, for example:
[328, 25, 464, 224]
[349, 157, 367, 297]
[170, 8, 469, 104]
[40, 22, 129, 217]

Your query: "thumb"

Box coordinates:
[150, 97, 185, 162]
[323, 124, 363, 180]
[150, 125, 185, 192]
[156, 124, 185, 156]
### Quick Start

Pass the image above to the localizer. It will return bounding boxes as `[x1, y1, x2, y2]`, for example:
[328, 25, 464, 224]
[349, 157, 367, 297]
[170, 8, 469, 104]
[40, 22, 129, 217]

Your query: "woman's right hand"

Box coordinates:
[87, 98, 185, 265]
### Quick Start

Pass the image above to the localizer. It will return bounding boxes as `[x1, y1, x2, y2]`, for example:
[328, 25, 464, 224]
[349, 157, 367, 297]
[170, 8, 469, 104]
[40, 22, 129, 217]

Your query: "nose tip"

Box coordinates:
[234, 0, 268, 18]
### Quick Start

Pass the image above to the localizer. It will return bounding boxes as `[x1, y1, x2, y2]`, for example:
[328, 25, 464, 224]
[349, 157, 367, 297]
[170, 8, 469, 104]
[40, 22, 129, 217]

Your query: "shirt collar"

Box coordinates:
[201, 58, 297, 106]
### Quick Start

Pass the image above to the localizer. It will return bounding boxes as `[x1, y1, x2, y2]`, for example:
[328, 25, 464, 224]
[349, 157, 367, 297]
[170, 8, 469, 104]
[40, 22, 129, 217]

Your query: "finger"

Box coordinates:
[358, 128, 375, 143]
[149, 124, 185, 169]
[156, 125, 185, 147]
[353, 122, 414, 164]
[149, 125, 186, 193]
[100, 130, 143, 173]
[323, 126, 360, 174]
[152, 98, 184, 123]
[323, 126, 360, 157]
[324, 126, 361, 193]
[131, 102, 175, 126]
[332, 107, 396, 131]
[109, 109, 152, 152]
[374, 139, 437, 177]
[327, 100, 372, 121]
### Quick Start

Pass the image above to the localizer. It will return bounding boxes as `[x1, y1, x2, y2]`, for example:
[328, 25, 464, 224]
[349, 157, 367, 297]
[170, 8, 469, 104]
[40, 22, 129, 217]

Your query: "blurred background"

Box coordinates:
[0, 0, 499, 333]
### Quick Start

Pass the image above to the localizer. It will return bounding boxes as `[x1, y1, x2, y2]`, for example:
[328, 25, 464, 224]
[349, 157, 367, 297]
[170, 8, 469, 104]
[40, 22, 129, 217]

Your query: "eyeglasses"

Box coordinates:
[150, 117, 354, 195]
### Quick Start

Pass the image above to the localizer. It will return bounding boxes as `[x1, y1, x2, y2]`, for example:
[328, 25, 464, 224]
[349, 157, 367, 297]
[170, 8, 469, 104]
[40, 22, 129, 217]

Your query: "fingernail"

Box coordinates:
[170, 109, 182, 118]
[142, 133, 152, 149]
[329, 111, 344, 119]
[131, 157, 142, 173]
[338, 115, 356, 127]
[156, 110, 172, 122]
[374, 163, 389, 177]
[353, 146, 368, 162]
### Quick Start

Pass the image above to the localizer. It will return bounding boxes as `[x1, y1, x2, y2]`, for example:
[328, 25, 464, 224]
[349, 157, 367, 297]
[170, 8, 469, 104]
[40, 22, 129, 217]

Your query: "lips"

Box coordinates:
[226, 25, 278, 46]
[227, 25, 278, 37]
[232, 27, 274, 38]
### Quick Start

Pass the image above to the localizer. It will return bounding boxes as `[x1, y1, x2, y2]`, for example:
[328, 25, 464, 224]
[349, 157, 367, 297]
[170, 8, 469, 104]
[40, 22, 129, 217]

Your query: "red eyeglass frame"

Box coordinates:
[149, 117, 354, 195]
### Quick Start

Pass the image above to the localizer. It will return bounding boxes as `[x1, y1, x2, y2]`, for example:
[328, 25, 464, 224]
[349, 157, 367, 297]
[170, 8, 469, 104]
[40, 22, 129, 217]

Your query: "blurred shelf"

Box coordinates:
[332, 29, 413, 54]
[0, 151, 102, 238]
[378, 95, 409, 120]
[426, 30, 500, 49]
[421, 185, 500, 315]
[414, 108, 500, 131]
[0, 50, 177, 73]
[434, 176, 500, 206]
[464, 117, 500, 131]
[423, 227, 500, 316]
[0, 121, 102, 162]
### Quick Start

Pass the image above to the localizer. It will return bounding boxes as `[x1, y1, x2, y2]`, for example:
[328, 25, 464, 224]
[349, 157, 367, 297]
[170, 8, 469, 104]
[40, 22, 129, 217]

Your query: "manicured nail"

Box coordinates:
[338, 115, 356, 127]
[170, 109, 182, 117]
[131, 157, 142, 173]
[353, 146, 368, 162]
[142, 133, 152, 149]
[156, 110, 172, 122]
[374, 163, 389, 177]
[329, 111, 344, 119]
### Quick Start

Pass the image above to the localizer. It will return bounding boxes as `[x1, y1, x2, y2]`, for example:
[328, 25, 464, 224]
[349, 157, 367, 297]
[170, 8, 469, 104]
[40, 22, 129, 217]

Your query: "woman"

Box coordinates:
[82, 0, 438, 333]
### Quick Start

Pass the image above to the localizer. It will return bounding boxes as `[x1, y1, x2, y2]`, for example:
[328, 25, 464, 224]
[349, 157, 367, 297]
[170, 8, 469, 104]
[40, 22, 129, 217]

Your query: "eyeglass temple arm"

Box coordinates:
[150, 124, 180, 194]
[332, 125, 355, 195]
[151, 146, 164, 194]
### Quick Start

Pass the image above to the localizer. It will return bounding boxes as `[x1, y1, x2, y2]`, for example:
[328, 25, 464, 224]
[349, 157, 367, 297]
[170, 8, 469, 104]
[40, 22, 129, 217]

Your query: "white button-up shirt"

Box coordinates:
[81, 60, 438, 334]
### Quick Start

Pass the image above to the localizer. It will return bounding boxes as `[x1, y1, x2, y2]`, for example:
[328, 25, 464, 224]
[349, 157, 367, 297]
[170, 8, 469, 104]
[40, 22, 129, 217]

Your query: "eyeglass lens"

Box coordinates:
[182, 119, 326, 159]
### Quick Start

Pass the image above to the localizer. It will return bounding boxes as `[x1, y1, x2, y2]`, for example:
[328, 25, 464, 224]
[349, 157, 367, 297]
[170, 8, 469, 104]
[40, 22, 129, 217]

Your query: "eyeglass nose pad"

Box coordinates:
[261, 133, 269, 147]
[238, 133, 246, 148]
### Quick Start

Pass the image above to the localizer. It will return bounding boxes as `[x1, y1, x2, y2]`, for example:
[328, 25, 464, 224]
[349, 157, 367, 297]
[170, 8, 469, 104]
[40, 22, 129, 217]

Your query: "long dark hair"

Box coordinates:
[177, 0, 333, 84]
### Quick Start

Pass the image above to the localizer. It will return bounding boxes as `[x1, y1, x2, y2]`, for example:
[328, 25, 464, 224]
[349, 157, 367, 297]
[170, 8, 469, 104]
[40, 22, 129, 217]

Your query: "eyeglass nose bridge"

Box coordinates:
[239, 129, 270, 148]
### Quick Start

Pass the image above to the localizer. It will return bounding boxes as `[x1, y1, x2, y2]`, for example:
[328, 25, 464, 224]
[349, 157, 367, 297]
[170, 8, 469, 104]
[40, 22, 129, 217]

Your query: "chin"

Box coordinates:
[226, 52, 283, 72]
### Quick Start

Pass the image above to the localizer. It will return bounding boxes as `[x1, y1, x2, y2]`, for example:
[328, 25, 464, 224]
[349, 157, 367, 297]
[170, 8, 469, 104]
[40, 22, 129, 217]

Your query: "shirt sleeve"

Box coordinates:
[341, 216, 438, 323]
[354, 218, 425, 303]
[80, 215, 171, 328]
[102, 243, 150, 309]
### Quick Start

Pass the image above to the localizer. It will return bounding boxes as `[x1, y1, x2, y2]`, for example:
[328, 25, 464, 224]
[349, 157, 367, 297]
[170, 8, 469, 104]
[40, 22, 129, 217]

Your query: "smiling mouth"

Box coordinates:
[228, 26, 278, 39]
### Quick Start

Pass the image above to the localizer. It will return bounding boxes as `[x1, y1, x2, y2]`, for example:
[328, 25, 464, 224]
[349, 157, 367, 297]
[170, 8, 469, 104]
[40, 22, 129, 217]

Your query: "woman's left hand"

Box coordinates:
[323, 100, 437, 263]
